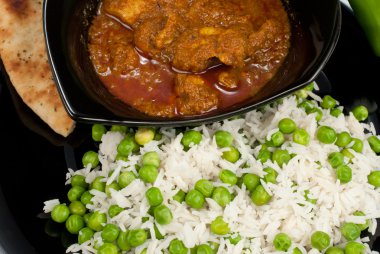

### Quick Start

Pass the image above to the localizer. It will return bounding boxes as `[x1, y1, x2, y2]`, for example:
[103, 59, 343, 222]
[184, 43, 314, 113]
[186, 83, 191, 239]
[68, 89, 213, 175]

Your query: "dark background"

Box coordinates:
[0, 4, 379, 254]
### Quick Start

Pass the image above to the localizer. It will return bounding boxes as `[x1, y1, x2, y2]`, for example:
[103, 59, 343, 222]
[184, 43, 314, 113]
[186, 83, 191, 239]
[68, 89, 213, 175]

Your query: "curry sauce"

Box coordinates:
[88, 0, 291, 117]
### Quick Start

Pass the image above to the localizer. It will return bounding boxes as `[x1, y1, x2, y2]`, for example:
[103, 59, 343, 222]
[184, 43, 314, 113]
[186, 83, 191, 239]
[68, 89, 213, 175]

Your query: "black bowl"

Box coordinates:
[43, 0, 341, 127]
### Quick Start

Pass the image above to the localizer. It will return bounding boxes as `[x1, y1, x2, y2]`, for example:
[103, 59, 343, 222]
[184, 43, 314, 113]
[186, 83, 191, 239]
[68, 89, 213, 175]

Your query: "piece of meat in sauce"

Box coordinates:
[175, 74, 219, 115]
[88, 15, 139, 75]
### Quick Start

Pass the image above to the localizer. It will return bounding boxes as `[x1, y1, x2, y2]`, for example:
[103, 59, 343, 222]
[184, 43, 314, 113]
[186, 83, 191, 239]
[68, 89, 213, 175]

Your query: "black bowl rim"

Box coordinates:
[43, 0, 342, 127]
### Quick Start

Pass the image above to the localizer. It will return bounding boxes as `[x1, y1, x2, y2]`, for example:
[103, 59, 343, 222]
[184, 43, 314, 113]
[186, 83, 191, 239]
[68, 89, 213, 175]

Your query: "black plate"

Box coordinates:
[0, 4, 380, 253]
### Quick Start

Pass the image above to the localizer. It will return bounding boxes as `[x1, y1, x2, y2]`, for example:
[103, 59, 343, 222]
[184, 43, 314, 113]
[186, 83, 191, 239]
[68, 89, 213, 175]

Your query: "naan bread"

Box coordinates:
[0, 0, 75, 137]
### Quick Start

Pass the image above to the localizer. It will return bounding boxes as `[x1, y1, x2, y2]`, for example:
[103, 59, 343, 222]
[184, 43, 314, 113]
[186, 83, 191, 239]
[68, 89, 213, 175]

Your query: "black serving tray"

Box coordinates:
[0, 3, 379, 253]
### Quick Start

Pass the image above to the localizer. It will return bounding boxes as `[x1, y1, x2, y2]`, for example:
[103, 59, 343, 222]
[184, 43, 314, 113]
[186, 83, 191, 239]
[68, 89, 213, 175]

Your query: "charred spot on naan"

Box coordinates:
[3, 0, 30, 17]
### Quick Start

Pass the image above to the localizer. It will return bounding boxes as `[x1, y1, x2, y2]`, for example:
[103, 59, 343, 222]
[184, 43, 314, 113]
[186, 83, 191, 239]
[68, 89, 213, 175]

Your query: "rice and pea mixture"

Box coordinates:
[44, 84, 380, 254]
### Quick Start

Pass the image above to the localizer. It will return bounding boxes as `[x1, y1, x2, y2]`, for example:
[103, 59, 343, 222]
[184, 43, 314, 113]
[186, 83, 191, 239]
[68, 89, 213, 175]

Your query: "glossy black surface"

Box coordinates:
[1, 4, 380, 253]
[43, 0, 341, 126]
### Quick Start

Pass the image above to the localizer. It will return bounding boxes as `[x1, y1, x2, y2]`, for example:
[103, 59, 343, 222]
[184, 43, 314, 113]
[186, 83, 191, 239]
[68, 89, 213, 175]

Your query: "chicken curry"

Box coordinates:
[88, 0, 291, 117]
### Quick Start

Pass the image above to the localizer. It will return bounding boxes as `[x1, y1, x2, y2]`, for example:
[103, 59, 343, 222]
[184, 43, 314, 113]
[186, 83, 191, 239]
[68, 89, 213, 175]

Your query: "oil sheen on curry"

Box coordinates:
[88, 0, 291, 117]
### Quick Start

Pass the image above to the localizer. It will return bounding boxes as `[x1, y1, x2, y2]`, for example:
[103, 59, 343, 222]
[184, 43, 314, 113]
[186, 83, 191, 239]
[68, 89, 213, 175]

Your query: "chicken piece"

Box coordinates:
[187, 0, 252, 27]
[172, 26, 251, 72]
[154, 14, 185, 50]
[103, 0, 157, 27]
[175, 74, 219, 115]
[89, 15, 138, 74]
[248, 19, 290, 61]
[133, 16, 166, 59]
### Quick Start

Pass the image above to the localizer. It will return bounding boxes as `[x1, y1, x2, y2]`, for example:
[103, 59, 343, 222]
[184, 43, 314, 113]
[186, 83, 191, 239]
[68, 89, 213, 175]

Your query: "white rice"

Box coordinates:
[44, 91, 380, 254]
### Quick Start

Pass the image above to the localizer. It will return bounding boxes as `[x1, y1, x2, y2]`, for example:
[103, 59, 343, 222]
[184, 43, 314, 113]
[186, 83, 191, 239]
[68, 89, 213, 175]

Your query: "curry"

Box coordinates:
[88, 0, 291, 117]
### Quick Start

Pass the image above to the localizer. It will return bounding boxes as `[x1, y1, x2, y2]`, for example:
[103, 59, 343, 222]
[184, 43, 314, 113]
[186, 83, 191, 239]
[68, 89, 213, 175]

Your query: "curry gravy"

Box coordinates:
[88, 0, 291, 117]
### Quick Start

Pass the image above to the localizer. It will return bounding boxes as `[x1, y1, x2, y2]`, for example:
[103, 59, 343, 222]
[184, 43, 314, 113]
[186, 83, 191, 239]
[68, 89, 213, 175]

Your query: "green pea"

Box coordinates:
[117, 137, 139, 156]
[195, 179, 214, 197]
[295, 89, 308, 99]
[181, 130, 202, 148]
[83, 213, 92, 225]
[353, 211, 369, 231]
[336, 164, 352, 184]
[271, 131, 285, 147]
[139, 165, 158, 183]
[342, 149, 355, 161]
[305, 82, 315, 91]
[105, 182, 121, 196]
[307, 108, 323, 121]
[108, 204, 123, 218]
[127, 229, 147, 247]
[90, 176, 106, 192]
[154, 205, 173, 225]
[298, 100, 315, 112]
[341, 223, 361, 241]
[185, 189, 205, 209]
[98, 243, 118, 254]
[87, 211, 107, 231]
[110, 125, 128, 133]
[215, 130, 234, 148]
[317, 126, 337, 144]
[331, 108, 342, 117]
[118, 171, 136, 188]
[69, 201, 86, 216]
[153, 223, 165, 240]
[51, 204, 70, 223]
[310, 231, 330, 251]
[211, 186, 231, 207]
[326, 247, 345, 254]
[321, 95, 337, 109]
[368, 170, 380, 187]
[293, 128, 310, 146]
[304, 190, 317, 204]
[196, 244, 213, 254]
[92, 124, 107, 142]
[71, 175, 88, 188]
[293, 247, 302, 254]
[210, 216, 230, 235]
[352, 105, 368, 121]
[117, 231, 131, 251]
[115, 154, 129, 162]
[173, 190, 186, 203]
[242, 173, 260, 192]
[336, 132, 352, 147]
[263, 167, 278, 184]
[101, 224, 120, 242]
[65, 214, 84, 234]
[219, 169, 238, 185]
[169, 239, 188, 254]
[328, 152, 345, 168]
[78, 227, 94, 244]
[273, 233, 292, 251]
[272, 149, 291, 167]
[222, 146, 241, 163]
[146, 187, 164, 207]
[228, 234, 242, 245]
[135, 127, 155, 145]
[278, 118, 297, 134]
[257, 147, 272, 163]
[68, 186, 86, 202]
[142, 151, 161, 167]
[154, 132, 163, 141]
[251, 185, 272, 206]
[368, 136, 380, 153]
[82, 151, 99, 168]
[345, 241, 365, 254]
[79, 191, 92, 206]
[351, 138, 364, 153]
[208, 242, 220, 252]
